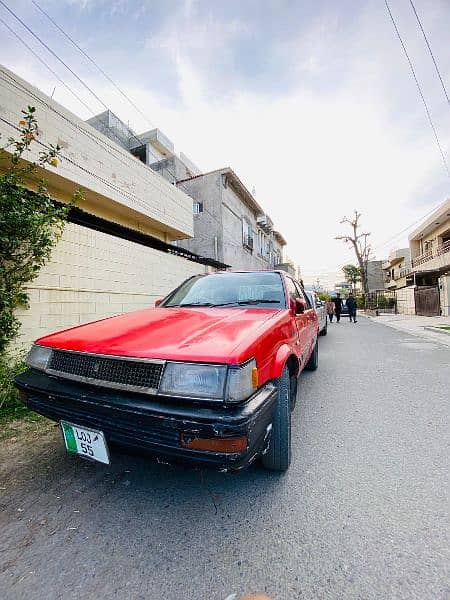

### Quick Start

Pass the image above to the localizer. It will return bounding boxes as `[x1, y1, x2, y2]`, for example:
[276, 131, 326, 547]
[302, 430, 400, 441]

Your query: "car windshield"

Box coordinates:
[162, 272, 286, 309]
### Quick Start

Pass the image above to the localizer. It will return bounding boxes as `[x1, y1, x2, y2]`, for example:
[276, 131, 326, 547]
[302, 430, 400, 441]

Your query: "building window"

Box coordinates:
[130, 145, 146, 163]
[193, 202, 203, 214]
[242, 218, 254, 251]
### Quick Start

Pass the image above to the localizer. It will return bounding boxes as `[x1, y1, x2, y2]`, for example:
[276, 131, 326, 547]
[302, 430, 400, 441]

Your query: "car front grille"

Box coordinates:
[47, 350, 164, 392]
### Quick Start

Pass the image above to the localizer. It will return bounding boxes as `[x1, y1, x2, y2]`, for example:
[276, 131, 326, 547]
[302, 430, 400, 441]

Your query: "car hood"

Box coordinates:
[37, 306, 281, 364]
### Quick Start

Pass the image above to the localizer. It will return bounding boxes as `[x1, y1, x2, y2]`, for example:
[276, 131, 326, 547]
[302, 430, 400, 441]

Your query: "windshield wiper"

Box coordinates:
[238, 299, 281, 305]
[168, 302, 216, 307]
[211, 299, 281, 307]
[168, 299, 281, 308]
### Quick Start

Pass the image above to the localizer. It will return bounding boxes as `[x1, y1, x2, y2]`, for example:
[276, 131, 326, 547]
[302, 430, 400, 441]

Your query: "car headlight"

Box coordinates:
[159, 362, 227, 399]
[225, 359, 258, 404]
[26, 344, 52, 371]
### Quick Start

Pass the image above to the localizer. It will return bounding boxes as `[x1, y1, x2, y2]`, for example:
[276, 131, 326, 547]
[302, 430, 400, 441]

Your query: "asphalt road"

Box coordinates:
[1, 316, 449, 600]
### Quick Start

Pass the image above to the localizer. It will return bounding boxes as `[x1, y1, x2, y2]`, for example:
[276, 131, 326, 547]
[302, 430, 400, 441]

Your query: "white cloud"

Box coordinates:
[2, 0, 449, 286]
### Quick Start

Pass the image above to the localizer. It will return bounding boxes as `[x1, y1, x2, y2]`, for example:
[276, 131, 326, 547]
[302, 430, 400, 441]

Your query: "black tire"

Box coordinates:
[289, 374, 298, 411]
[305, 338, 318, 371]
[261, 366, 291, 472]
[319, 320, 327, 336]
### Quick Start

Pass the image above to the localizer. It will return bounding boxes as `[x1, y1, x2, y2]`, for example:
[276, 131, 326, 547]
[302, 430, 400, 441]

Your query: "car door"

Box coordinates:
[294, 281, 317, 358]
[284, 277, 303, 362]
[285, 277, 311, 367]
[313, 293, 326, 331]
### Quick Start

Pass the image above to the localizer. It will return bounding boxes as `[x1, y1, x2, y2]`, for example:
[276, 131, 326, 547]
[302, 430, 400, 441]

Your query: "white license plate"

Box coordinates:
[60, 421, 110, 465]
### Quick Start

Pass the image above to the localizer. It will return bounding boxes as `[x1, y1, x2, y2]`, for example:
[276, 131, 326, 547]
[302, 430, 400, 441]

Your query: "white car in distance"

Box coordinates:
[305, 291, 327, 336]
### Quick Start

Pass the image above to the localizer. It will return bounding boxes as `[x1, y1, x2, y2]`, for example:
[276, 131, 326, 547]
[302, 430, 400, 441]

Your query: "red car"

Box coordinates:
[15, 271, 319, 472]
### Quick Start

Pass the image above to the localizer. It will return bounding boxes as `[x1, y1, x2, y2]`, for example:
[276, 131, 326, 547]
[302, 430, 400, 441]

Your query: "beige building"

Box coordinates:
[408, 199, 450, 316]
[86, 114, 290, 273]
[382, 248, 411, 290]
[176, 168, 286, 270]
[0, 65, 222, 346]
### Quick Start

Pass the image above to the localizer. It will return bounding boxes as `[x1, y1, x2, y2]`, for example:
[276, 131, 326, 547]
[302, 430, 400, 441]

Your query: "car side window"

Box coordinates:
[294, 281, 312, 309]
[285, 278, 298, 303]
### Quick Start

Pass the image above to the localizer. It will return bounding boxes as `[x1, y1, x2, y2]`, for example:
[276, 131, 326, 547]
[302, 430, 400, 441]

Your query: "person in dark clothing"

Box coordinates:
[333, 293, 343, 322]
[346, 292, 357, 323]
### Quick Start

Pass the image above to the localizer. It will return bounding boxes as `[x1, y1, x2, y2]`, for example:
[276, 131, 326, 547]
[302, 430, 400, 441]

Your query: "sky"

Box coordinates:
[1, 0, 449, 287]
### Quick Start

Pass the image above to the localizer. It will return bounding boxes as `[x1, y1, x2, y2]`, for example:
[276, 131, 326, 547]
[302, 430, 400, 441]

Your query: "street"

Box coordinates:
[1, 316, 449, 600]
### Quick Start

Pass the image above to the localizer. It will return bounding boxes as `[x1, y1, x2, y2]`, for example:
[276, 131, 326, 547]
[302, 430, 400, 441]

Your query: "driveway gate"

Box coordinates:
[365, 290, 397, 314]
[414, 286, 440, 316]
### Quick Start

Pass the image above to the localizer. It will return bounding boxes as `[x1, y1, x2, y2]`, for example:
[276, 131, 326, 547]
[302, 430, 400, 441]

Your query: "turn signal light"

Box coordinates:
[180, 434, 248, 453]
[251, 367, 259, 388]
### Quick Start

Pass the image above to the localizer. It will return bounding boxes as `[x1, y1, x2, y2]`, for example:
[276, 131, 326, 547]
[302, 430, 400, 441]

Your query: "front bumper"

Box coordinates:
[15, 369, 277, 471]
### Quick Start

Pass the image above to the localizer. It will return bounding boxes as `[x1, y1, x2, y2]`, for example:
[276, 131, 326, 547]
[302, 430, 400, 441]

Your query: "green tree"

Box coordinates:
[317, 292, 330, 302]
[342, 264, 361, 292]
[0, 106, 81, 353]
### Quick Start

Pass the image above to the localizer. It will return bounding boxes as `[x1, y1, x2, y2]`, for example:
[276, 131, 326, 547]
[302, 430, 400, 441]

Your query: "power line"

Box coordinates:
[0, 103, 165, 220]
[0, 68, 146, 187]
[31, 0, 156, 130]
[0, 65, 184, 225]
[373, 200, 445, 251]
[0, 0, 108, 112]
[0, 7, 206, 222]
[0, 17, 95, 116]
[1, 1, 198, 188]
[408, 0, 450, 108]
[384, 0, 450, 179]
[0, 2, 152, 157]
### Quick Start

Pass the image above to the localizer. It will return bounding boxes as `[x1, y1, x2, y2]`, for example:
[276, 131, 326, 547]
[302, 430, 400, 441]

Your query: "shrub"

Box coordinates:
[0, 350, 29, 423]
[0, 106, 81, 353]
[356, 295, 365, 309]
[377, 295, 388, 308]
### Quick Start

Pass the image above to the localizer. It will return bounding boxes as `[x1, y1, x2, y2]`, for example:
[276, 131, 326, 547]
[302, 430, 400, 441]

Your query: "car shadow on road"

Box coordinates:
[1, 425, 292, 527]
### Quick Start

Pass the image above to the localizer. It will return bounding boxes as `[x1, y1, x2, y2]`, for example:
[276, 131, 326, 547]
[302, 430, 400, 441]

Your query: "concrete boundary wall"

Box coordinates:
[0, 64, 193, 239]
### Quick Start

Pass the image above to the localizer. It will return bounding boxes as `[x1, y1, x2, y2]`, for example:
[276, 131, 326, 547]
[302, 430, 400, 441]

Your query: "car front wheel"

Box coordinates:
[261, 366, 291, 472]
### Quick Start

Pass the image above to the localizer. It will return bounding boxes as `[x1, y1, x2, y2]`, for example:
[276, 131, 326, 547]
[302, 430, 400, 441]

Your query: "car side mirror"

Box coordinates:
[154, 298, 163, 307]
[295, 298, 306, 314]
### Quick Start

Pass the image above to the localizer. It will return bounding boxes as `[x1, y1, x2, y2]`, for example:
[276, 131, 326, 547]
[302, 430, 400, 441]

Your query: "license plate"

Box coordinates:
[60, 421, 110, 465]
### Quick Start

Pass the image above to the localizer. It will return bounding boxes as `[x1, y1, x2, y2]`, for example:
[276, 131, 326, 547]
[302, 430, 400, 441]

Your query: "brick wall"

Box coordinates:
[16, 223, 205, 346]
[396, 286, 416, 315]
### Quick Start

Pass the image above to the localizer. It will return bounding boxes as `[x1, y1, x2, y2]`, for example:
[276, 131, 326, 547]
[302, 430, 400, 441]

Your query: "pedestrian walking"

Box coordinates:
[346, 292, 357, 323]
[333, 293, 343, 322]
[326, 298, 335, 322]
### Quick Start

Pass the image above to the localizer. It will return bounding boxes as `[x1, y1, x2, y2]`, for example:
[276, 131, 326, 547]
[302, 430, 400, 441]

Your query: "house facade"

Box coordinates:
[382, 248, 411, 290]
[86, 110, 200, 184]
[176, 168, 286, 270]
[408, 199, 450, 316]
[366, 260, 385, 292]
[0, 66, 221, 346]
[87, 113, 289, 272]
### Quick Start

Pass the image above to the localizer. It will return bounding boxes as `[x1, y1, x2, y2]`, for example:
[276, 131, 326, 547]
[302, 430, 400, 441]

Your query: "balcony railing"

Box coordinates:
[412, 250, 434, 268]
[437, 239, 450, 256]
[412, 240, 450, 268]
[399, 267, 412, 278]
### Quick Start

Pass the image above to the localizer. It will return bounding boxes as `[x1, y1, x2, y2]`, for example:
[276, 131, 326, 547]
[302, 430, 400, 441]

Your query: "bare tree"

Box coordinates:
[336, 211, 372, 295]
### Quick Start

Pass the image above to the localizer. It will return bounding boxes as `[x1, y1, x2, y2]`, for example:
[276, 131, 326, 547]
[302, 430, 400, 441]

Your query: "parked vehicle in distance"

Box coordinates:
[305, 290, 327, 336]
[340, 301, 349, 318]
[15, 271, 319, 472]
